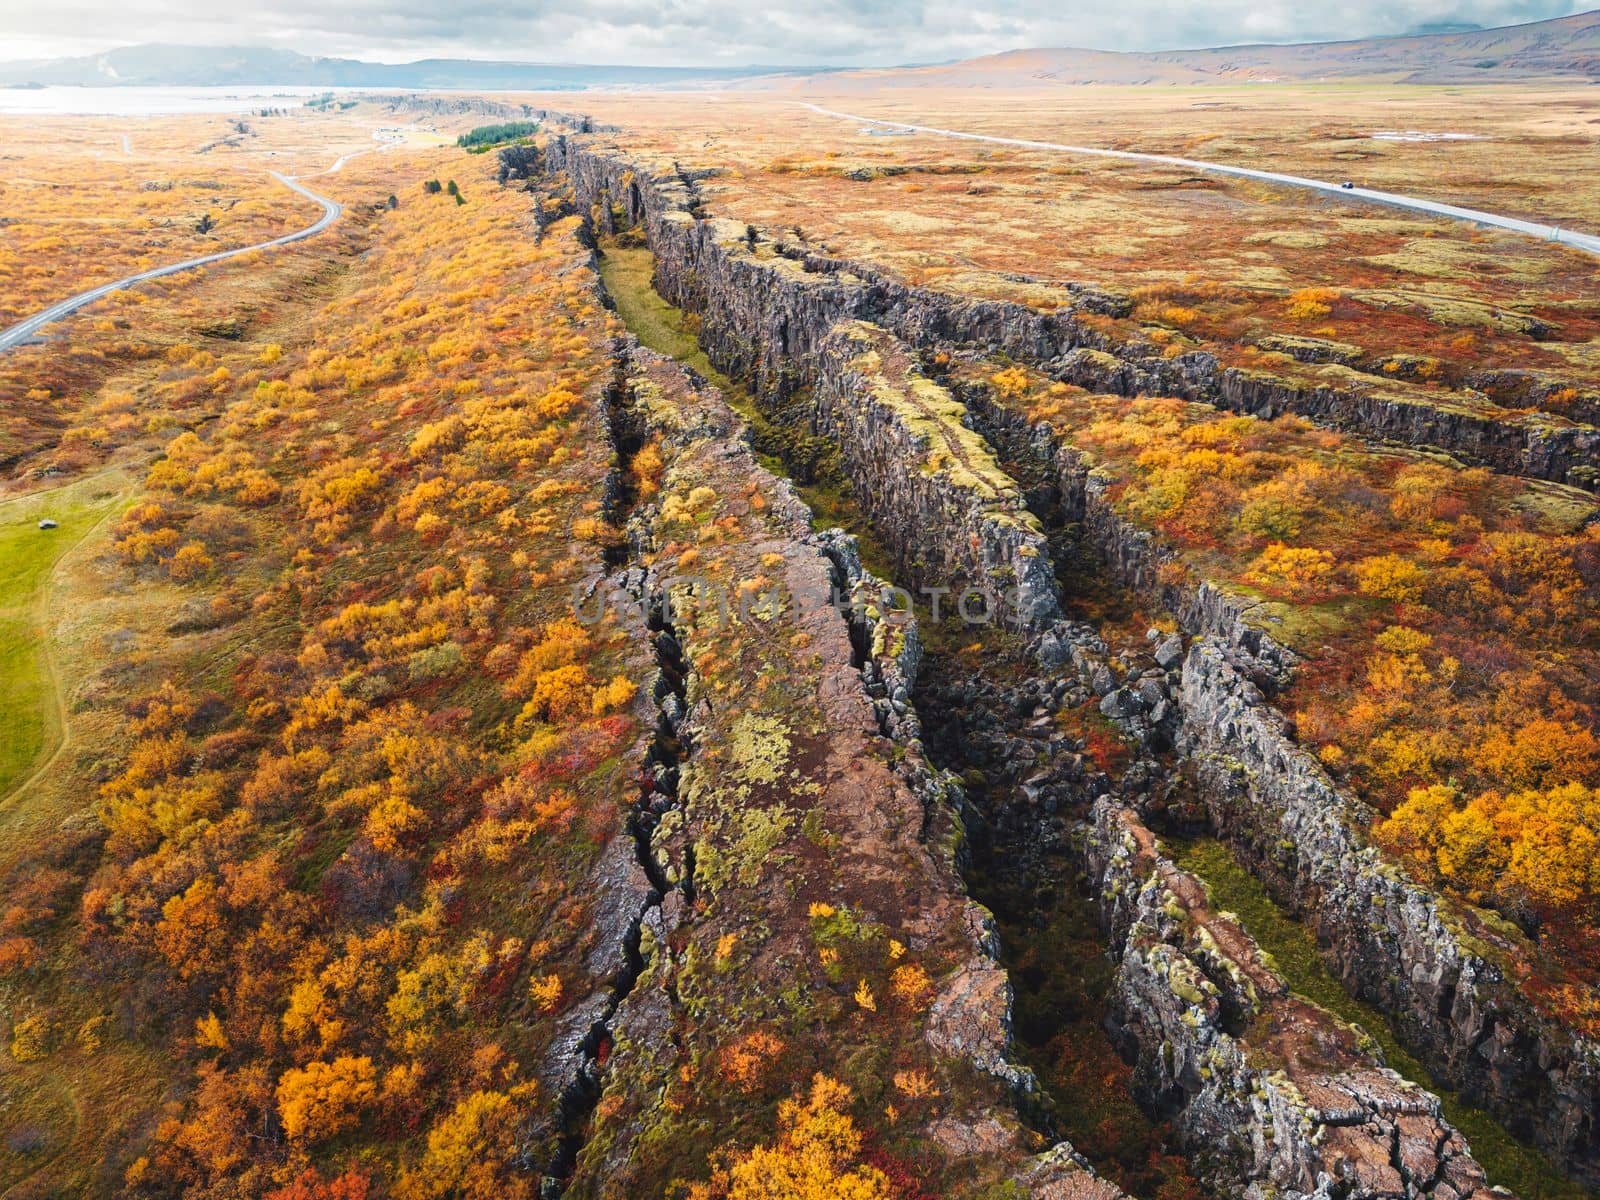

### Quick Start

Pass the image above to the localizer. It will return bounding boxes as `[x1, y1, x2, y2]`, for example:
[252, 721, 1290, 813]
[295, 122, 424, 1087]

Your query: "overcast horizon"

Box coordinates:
[0, 0, 1593, 68]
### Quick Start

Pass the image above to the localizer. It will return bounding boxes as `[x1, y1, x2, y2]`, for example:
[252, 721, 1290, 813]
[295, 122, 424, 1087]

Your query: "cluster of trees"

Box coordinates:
[1382, 780, 1599, 912]
[1012, 380, 1600, 943]
[457, 122, 540, 151]
[422, 179, 467, 205]
[10, 162, 658, 1193]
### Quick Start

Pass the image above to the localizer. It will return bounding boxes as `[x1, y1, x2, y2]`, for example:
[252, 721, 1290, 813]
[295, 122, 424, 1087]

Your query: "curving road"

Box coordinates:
[801, 103, 1600, 259]
[0, 172, 342, 353]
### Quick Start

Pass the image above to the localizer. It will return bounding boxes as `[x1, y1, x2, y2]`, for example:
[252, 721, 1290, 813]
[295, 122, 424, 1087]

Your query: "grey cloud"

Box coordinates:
[0, 0, 1589, 66]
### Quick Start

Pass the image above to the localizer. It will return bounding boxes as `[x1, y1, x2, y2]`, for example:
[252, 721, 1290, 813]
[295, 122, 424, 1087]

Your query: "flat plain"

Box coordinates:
[0, 62, 1595, 1200]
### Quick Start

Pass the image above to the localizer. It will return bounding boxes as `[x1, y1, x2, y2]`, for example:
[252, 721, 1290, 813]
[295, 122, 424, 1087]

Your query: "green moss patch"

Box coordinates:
[1169, 834, 1592, 1200]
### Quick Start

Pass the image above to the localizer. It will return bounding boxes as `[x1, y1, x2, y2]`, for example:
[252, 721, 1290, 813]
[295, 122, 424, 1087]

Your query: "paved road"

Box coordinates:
[0, 172, 342, 353]
[801, 103, 1600, 259]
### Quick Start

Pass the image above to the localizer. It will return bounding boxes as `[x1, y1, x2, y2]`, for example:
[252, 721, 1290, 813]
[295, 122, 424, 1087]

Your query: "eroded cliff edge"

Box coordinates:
[526, 121, 1600, 1191]
[538, 127, 1599, 494]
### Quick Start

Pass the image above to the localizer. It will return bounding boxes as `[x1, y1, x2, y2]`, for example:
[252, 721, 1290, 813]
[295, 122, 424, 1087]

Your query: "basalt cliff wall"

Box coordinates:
[813, 322, 1061, 627]
[543, 128, 1599, 492]
[1085, 801, 1512, 1200]
[567, 330, 1126, 1199]
[960, 382, 1600, 1185]
[534, 129, 1598, 1188]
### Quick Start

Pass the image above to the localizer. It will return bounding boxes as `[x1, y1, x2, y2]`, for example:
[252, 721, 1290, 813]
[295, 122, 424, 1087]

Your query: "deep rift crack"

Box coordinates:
[544, 343, 693, 1194]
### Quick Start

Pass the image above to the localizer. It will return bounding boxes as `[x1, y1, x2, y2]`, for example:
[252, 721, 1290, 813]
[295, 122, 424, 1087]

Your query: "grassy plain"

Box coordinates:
[0, 472, 130, 800]
[566, 85, 1600, 418]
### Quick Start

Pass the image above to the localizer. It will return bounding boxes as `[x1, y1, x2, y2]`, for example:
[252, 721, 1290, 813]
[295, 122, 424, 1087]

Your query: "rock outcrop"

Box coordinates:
[959, 377, 1600, 1186]
[813, 321, 1061, 629]
[538, 126, 1599, 492]
[567, 331, 1118, 1198]
[532, 125, 1598, 1189]
[1180, 638, 1600, 1186]
[1086, 802, 1513, 1200]
[911, 596, 1514, 1198]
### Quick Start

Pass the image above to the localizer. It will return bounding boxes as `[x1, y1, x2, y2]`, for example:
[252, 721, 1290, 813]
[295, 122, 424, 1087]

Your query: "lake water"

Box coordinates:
[0, 85, 399, 115]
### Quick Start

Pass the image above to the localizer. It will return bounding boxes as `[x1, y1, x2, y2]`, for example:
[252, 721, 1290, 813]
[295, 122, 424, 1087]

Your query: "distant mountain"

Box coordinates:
[0, 44, 810, 90]
[7, 13, 1598, 93]
[803, 9, 1600, 89]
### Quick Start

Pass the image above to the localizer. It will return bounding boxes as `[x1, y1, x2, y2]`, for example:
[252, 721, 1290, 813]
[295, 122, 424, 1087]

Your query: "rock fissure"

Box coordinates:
[530, 140, 1571, 1196]
[560, 280, 1127, 1195]
[953, 370, 1600, 1188]
[544, 342, 694, 1194]
[541, 122, 1598, 492]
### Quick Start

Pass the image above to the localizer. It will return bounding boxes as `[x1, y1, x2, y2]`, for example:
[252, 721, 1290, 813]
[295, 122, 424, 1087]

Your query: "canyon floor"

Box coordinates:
[0, 80, 1595, 1200]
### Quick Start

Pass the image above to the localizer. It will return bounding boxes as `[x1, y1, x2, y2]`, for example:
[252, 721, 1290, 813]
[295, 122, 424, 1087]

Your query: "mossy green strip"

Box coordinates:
[0, 474, 126, 800]
[596, 241, 898, 579]
[1170, 834, 1594, 1200]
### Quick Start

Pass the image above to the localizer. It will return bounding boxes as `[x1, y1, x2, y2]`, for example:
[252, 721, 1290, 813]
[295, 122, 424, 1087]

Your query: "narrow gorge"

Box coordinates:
[507, 121, 1600, 1200]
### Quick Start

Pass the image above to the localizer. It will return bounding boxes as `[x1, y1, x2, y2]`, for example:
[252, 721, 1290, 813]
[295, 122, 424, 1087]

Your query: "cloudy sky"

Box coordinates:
[0, 0, 1590, 66]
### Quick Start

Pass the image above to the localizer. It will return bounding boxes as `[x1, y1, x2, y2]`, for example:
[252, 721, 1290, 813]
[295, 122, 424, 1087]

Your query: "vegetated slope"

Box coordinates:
[1, 158, 652, 1194]
[806, 9, 1600, 86]
[1146, 10, 1600, 83]
[0, 147, 1113, 1200]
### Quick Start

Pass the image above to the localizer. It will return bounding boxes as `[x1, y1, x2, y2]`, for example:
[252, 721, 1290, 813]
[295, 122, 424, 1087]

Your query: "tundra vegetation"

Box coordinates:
[979, 364, 1599, 999]
[0, 111, 659, 1195]
[0, 77, 1597, 1200]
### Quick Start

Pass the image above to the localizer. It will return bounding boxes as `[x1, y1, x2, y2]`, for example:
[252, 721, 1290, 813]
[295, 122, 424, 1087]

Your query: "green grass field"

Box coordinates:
[597, 242, 742, 392]
[0, 474, 126, 801]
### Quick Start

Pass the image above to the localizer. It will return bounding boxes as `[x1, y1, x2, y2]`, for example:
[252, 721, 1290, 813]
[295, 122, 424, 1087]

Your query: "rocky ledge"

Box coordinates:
[959, 374, 1600, 1185]
[566, 323, 1121, 1197]
[814, 321, 1061, 629]
[1086, 801, 1512, 1200]
[1180, 638, 1600, 1186]
[536, 125, 1598, 492]
[528, 133, 1598, 1190]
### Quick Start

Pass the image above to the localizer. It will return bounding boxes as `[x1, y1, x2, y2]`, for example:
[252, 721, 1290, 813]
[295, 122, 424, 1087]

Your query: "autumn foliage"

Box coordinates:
[1006, 380, 1600, 950]
[11, 154, 655, 1194]
[689, 1075, 892, 1200]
